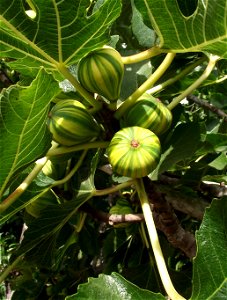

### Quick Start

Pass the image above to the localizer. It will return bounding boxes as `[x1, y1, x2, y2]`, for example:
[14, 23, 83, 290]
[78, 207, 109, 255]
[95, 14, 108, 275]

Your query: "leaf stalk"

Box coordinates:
[148, 56, 207, 95]
[94, 180, 134, 197]
[121, 46, 162, 64]
[0, 255, 23, 285]
[167, 55, 220, 110]
[47, 141, 109, 157]
[135, 178, 186, 300]
[114, 53, 176, 119]
[0, 156, 49, 213]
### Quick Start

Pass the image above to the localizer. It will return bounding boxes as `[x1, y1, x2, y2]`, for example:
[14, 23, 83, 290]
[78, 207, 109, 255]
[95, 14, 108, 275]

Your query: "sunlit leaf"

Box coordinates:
[0, 0, 122, 76]
[134, 0, 227, 59]
[0, 170, 54, 224]
[0, 68, 60, 197]
[66, 272, 166, 300]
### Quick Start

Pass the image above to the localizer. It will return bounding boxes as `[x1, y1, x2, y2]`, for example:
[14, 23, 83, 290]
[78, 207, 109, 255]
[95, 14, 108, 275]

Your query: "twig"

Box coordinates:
[167, 55, 219, 110]
[187, 95, 227, 120]
[200, 181, 227, 198]
[80, 203, 144, 225]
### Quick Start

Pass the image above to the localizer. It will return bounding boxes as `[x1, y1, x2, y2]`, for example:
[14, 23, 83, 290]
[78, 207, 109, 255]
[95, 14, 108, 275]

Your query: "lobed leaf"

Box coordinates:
[0, 68, 60, 197]
[134, 0, 227, 59]
[0, 0, 122, 76]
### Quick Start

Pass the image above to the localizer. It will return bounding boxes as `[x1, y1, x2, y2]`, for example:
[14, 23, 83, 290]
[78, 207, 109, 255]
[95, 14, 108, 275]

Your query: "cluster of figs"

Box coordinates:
[47, 46, 172, 179]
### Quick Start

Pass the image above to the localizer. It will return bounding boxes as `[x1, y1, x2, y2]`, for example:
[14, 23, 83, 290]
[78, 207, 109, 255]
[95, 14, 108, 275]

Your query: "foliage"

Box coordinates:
[0, 0, 226, 299]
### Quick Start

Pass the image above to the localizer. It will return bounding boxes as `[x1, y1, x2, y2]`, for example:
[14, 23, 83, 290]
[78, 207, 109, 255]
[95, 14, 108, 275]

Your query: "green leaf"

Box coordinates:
[205, 133, 227, 152]
[191, 197, 227, 299]
[209, 279, 227, 300]
[73, 149, 104, 198]
[15, 150, 102, 265]
[0, 68, 60, 197]
[134, 0, 227, 59]
[131, 0, 156, 48]
[209, 153, 227, 171]
[0, 0, 122, 76]
[0, 170, 54, 224]
[66, 272, 166, 300]
[16, 200, 80, 266]
[150, 122, 202, 178]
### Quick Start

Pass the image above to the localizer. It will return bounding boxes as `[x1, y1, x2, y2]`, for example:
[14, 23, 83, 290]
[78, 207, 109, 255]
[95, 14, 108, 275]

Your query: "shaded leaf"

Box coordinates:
[191, 197, 227, 299]
[209, 279, 227, 300]
[131, 0, 156, 48]
[0, 0, 122, 76]
[73, 149, 104, 198]
[208, 153, 227, 171]
[66, 272, 166, 300]
[151, 122, 202, 178]
[0, 68, 60, 196]
[15, 150, 102, 265]
[134, 0, 227, 59]
[16, 199, 83, 266]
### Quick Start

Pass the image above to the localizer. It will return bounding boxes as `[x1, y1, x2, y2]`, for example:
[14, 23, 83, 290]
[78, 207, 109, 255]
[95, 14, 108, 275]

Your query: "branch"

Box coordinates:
[80, 203, 144, 225]
[200, 181, 227, 198]
[187, 95, 227, 120]
[156, 176, 209, 220]
[144, 178, 196, 259]
[99, 167, 210, 220]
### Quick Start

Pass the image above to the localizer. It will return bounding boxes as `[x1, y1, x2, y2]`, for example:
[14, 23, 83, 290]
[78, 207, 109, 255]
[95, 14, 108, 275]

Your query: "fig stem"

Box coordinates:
[114, 53, 176, 119]
[147, 56, 207, 95]
[0, 144, 89, 213]
[121, 46, 162, 64]
[0, 255, 23, 285]
[94, 180, 134, 197]
[47, 141, 109, 157]
[0, 156, 49, 213]
[167, 55, 220, 111]
[135, 178, 186, 300]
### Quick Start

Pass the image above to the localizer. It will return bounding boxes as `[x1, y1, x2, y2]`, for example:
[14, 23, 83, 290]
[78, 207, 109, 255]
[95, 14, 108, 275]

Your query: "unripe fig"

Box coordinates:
[107, 126, 161, 178]
[123, 93, 172, 135]
[77, 46, 124, 102]
[47, 99, 101, 146]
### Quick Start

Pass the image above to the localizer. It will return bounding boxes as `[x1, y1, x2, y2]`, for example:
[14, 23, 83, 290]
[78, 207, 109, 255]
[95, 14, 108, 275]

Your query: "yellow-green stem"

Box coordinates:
[47, 141, 109, 157]
[135, 178, 186, 300]
[115, 53, 176, 119]
[56, 63, 102, 112]
[0, 156, 49, 213]
[1, 151, 88, 222]
[0, 255, 23, 284]
[167, 55, 219, 111]
[148, 56, 207, 95]
[94, 180, 134, 197]
[75, 212, 87, 233]
[50, 150, 88, 188]
[121, 47, 162, 64]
